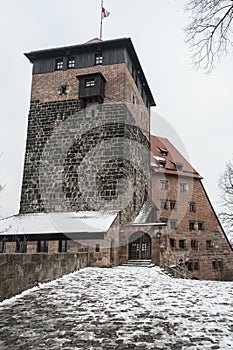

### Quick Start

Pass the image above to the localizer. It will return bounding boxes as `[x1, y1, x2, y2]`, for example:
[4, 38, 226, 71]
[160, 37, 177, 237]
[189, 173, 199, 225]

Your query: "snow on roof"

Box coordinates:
[133, 202, 155, 224]
[154, 156, 166, 162]
[0, 211, 118, 236]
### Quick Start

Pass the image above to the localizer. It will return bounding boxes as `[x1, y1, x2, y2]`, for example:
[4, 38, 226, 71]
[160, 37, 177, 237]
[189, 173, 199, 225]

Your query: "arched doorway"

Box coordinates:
[128, 232, 151, 260]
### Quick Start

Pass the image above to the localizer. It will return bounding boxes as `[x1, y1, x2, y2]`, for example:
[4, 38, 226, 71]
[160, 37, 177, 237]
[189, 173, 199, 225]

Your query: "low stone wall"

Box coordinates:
[0, 253, 88, 302]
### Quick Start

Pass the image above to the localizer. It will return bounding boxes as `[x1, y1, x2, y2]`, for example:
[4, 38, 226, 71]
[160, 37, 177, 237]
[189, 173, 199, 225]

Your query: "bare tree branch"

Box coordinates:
[219, 159, 233, 238]
[185, 0, 233, 71]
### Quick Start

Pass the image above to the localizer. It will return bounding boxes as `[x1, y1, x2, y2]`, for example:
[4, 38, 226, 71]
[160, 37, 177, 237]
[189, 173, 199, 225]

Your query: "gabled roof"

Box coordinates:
[0, 211, 118, 236]
[150, 135, 201, 178]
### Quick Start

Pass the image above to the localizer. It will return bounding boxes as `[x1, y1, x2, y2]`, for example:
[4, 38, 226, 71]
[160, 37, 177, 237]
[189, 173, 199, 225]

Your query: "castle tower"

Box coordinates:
[19, 38, 156, 223]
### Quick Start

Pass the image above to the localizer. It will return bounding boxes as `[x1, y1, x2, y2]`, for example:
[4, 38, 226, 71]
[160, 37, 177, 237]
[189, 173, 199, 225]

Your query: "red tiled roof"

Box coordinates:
[150, 135, 201, 178]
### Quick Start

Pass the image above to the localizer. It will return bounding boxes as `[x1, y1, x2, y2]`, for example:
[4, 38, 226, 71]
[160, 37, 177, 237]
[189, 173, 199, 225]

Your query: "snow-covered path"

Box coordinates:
[0, 266, 232, 350]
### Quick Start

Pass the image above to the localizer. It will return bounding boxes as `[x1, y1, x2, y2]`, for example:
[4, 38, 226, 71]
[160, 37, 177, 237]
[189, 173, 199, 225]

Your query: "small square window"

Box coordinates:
[198, 222, 204, 231]
[191, 240, 198, 250]
[59, 85, 67, 95]
[160, 180, 168, 191]
[170, 219, 177, 230]
[85, 78, 95, 87]
[56, 58, 63, 70]
[212, 260, 223, 270]
[170, 200, 177, 211]
[160, 199, 168, 210]
[189, 202, 196, 213]
[180, 183, 187, 193]
[160, 218, 168, 225]
[169, 238, 176, 249]
[189, 221, 195, 231]
[188, 260, 199, 271]
[193, 260, 199, 270]
[206, 240, 214, 249]
[179, 239, 186, 250]
[95, 53, 103, 65]
[68, 57, 75, 69]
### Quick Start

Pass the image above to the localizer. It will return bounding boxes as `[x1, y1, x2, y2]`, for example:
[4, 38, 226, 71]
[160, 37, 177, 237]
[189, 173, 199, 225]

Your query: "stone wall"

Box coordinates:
[20, 101, 150, 224]
[0, 253, 88, 302]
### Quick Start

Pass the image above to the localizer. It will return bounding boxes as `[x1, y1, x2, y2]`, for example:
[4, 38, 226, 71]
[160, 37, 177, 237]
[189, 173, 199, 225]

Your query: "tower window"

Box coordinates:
[95, 53, 103, 65]
[68, 57, 75, 68]
[55, 58, 63, 70]
[85, 78, 95, 87]
[59, 85, 68, 95]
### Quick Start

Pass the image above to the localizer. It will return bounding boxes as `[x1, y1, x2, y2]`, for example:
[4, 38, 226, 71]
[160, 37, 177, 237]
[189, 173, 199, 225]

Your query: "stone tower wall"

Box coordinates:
[20, 61, 151, 223]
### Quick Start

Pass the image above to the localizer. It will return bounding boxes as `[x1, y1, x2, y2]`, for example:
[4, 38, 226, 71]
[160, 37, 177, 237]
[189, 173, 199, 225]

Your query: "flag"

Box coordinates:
[102, 7, 110, 19]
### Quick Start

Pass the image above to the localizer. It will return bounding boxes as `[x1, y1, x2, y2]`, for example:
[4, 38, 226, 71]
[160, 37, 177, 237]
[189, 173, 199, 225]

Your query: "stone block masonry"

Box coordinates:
[0, 253, 88, 302]
[20, 101, 151, 223]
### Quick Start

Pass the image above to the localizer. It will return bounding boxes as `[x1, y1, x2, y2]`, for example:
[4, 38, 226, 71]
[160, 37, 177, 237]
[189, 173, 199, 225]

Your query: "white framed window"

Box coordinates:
[68, 57, 75, 68]
[55, 58, 63, 70]
[85, 78, 95, 87]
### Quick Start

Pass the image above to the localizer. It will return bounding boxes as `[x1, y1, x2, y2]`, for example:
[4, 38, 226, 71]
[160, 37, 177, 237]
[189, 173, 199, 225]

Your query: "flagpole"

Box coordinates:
[100, 0, 103, 40]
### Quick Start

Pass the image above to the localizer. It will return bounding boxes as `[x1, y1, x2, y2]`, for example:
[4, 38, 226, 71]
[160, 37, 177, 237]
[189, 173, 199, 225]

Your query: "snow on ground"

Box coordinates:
[0, 266, 232, 350]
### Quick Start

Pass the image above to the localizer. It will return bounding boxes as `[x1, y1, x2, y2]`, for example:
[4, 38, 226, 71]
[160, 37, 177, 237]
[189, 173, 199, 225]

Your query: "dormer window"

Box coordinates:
[68, 57, 75, 68]
[154, 156, 166, 168]
[159, 147, 169, 156]
[55, 58, 63, 70]
[95, 53, 103, 65]
[172, 162, 183, 171]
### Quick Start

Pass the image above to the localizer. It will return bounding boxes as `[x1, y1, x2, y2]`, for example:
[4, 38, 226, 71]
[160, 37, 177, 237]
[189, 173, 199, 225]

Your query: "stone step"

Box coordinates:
[122, 260, 156, 268]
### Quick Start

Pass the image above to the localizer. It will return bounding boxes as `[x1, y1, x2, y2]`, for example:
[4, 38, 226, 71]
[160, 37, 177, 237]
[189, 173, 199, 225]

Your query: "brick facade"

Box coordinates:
[151, 135, 233, 280]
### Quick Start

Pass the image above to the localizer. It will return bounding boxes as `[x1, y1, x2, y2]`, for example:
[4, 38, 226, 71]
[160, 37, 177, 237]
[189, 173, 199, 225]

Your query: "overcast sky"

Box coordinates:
[0, 0, 233, 219]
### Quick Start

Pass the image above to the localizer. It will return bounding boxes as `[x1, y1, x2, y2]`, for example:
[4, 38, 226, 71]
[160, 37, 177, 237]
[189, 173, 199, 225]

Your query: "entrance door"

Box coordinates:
[128, 232, 151, 260]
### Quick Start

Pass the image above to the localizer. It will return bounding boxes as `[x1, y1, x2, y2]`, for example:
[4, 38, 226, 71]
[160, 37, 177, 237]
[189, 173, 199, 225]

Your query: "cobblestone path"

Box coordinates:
[0, 266, 232, 350]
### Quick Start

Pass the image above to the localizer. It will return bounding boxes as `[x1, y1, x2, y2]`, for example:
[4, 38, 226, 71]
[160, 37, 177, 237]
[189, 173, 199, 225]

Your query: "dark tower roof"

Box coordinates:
[25, 37, 156, 107]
